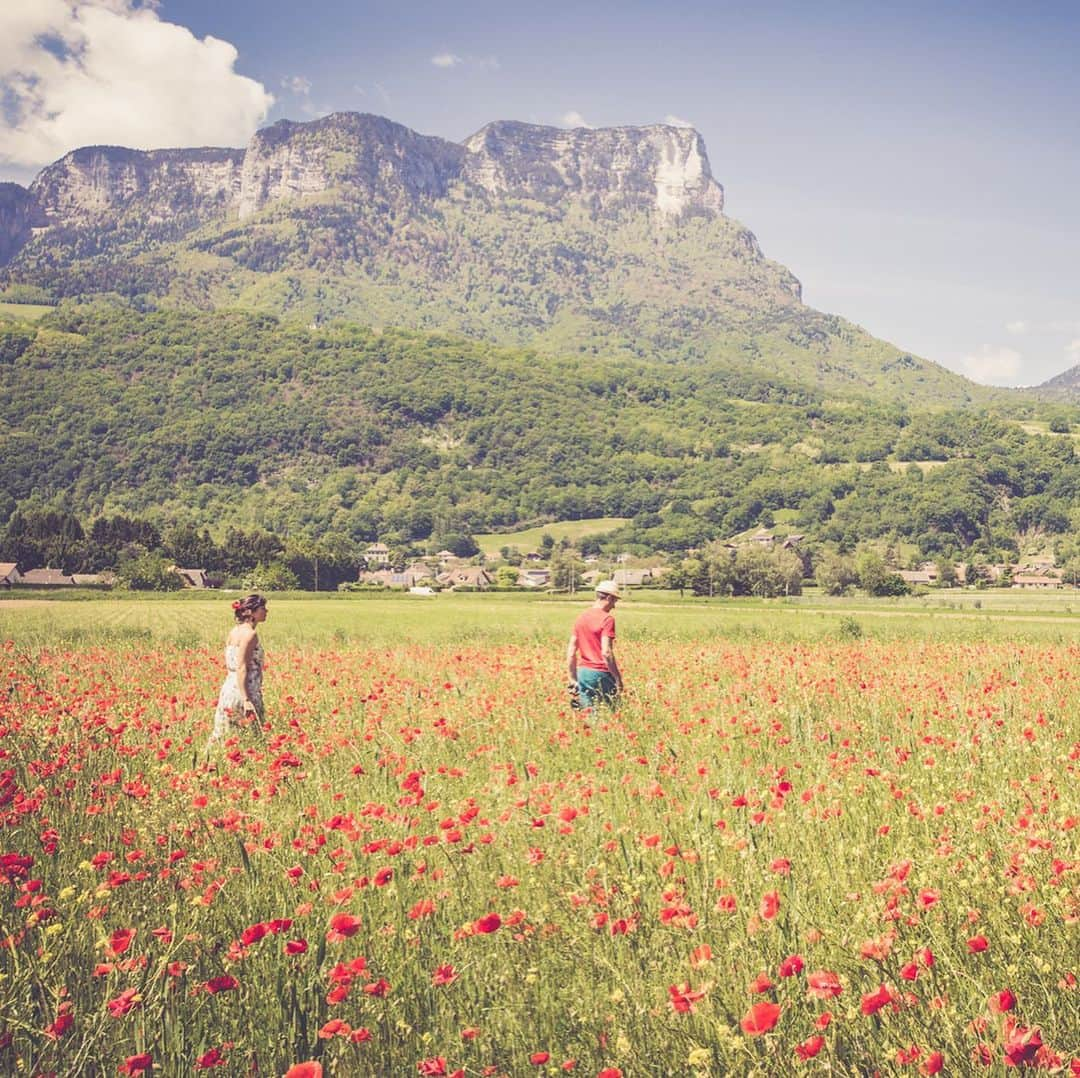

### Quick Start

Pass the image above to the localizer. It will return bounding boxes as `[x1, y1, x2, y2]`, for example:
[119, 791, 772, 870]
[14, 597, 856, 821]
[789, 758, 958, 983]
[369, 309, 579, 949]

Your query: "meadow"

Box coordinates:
[0, 593, 1077, 1076]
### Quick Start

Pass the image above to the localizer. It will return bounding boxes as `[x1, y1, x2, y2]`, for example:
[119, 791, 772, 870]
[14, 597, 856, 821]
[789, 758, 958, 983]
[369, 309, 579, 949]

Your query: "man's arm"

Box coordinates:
[566, 632, 579, 685]
[601, 635, 622, 690]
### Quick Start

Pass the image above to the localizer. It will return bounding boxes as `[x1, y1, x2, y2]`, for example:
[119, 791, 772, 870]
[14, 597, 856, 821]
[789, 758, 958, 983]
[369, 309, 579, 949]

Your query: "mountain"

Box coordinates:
[0, 112, 985, 404]
[1034, 364, 1080, 401]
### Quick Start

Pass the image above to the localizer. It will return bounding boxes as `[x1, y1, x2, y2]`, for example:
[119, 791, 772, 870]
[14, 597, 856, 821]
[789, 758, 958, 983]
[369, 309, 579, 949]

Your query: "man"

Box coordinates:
[567, 580, 624, 709]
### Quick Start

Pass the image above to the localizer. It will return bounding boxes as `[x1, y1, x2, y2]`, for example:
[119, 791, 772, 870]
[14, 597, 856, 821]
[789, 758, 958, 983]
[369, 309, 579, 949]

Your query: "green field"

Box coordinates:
[474, 518, 630, 556]
[2, 588, 1078, 651]
[0, 301, 54, 321]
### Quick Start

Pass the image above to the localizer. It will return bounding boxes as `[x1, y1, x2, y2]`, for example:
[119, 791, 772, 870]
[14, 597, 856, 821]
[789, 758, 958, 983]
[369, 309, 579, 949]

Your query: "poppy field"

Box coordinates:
[0, 596, 1078, 1076]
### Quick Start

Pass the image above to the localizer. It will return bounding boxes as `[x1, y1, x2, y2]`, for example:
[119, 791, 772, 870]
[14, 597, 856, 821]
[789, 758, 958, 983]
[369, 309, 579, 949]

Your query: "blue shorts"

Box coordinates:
[577, 668, 619, 709]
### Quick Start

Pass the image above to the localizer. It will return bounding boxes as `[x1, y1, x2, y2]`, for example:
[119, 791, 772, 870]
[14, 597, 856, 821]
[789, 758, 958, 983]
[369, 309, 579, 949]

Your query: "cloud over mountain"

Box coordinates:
[0, 0, 272, 172]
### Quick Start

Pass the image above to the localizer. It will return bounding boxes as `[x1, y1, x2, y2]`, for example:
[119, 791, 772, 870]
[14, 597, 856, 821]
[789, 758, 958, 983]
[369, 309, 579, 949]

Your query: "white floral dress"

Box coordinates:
[210, 638, 264, 743]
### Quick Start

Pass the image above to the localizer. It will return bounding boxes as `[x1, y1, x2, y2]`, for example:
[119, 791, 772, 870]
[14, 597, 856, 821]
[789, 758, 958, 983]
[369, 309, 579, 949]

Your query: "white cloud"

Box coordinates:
[282, 75, 311, 95]
[1005, 320, 1027, 334]
[960, 345, 1024, 385]
[431, 52, 462, 68]
[664, 114, 694, 129]
[562, 111, 592, 129]
[0, 0, 273, 170]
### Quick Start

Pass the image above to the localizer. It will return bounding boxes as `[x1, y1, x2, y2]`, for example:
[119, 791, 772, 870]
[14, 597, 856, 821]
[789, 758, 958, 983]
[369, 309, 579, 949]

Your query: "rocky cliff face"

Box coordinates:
[31, 146, 243, 228]
[462, 121, 724, 217]
[1, 113, 729, 263]
[237, 113, 464, 219]
[0, 184, 39, 266]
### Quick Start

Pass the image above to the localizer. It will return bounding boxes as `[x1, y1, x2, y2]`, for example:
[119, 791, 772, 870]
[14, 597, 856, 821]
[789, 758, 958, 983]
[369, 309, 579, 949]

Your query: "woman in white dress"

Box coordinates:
[209, 594, 267, 745]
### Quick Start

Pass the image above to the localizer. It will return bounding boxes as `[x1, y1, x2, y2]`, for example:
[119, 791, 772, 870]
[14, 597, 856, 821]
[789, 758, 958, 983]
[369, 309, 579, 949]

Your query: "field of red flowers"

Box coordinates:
[1, 630, 1078, 1075]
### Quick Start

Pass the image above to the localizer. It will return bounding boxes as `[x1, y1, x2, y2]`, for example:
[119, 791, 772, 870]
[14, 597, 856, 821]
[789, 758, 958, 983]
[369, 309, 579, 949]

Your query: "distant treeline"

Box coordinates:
[1, 307, 1077, 565]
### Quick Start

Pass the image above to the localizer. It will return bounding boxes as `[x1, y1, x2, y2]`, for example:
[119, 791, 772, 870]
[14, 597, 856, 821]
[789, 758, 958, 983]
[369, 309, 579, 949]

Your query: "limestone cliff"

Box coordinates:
[237, 113, 464, 219]
[31, 146, 243, 229]
[463, 121, 724, 217]
[0, 183, 39, 266]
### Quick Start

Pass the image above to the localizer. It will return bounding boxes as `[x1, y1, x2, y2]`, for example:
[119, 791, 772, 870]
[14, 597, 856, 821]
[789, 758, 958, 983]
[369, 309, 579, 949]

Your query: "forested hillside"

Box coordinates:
[2, 307, 1077, 567]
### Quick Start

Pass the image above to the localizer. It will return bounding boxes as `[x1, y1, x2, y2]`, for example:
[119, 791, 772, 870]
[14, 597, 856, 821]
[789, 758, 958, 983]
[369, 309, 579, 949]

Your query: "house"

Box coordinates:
[364, 543, 392, 567]
[434, 550, 458, 564]
[898, 570, 935, 586]
[751, 529, 775, 547]
[1012, 573, 1062, 590]
[357, 567, 430, 589]
[71, 573, 115, 587]
[20, 568, 75, 586]
[436, 566, 494, 590]
[781, 534, 805, 549]
[0, 563, 21, 587]
[613, 568, 652, 587]
[517, 568, 551, 588]
[172, 567, 213, 589]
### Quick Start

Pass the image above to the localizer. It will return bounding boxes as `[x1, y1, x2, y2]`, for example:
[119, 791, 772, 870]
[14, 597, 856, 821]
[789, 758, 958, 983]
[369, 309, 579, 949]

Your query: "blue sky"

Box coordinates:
[1, 0, 1077, 386]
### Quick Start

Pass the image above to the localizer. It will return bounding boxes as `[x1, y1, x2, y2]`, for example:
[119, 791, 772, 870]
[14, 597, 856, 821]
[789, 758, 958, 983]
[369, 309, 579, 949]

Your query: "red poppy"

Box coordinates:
[759, 891, 780, 920]
[432, 964, 458, 986]
[778, 954, 804, 978]
[989, 989, 1016, 1013]
[327, 913, 362, 942]
[860, 984, 895, 1016]
[108, 928, 136, 956]
[749, 972, 774, 994]
[417, 1059, 447, 1076]
[740, 1001, 781, 1036]
[794, 1035, 824, 1061]
[668, 982, 708, 1013]
[530, 1052, 550, 1065]
[194, 1047, 227, 1068]
[920, 1051, 944, 1075]
[807, 970, 843, 999]
[285, 939, 308, 955]
[1002, 1018, 1042, 1067]
[204, 976, 238, 995]
[107, 988, 141, 1018]
[117, 1054, 152, 1076]
[284, 1065, 323, 1078]
[967, 935, 988, 953]
[473, 913, 501, 934]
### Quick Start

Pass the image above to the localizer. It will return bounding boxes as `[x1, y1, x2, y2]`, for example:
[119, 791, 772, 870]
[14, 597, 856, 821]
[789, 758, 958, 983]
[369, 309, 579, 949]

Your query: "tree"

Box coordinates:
[549, 548, 585, 591]
[857, 551, 909, 596]
[815, 551, 858, 596]
[117, 552, 182, 591]
[242, 562, 300, 592]
[495, 565, 519, 589]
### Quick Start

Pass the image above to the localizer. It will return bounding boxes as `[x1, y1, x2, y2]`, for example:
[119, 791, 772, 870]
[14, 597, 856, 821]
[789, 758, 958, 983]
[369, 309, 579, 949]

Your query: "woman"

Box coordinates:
[209, 594, 267, 745]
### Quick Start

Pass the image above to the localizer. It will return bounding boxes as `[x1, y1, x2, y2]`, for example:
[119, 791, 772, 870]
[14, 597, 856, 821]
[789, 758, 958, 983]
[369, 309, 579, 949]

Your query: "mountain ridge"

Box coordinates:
[0, 111, 993, 403]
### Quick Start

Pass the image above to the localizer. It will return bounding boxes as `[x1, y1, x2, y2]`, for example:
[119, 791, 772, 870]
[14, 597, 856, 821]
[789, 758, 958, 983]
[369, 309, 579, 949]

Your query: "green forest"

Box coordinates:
[2, 304, 1078, 585]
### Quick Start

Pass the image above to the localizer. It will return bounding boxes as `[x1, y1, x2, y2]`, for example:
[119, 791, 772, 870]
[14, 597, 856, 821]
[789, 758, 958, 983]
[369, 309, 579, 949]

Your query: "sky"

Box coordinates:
[1, 0, 1077, 387]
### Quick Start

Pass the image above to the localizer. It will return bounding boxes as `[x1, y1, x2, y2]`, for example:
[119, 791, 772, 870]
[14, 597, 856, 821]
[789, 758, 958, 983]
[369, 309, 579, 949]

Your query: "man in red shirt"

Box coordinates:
[566, 580, 624, 709]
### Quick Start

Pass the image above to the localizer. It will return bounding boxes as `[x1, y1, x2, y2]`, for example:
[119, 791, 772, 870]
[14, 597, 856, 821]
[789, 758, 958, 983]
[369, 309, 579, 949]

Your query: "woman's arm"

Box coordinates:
[235, 625, 257, 712]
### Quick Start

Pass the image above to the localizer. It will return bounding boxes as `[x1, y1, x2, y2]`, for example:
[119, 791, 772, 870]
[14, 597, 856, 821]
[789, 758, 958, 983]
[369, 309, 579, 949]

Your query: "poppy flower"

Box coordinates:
[807, 971, 843, 999]
[432, 964, 458, 986]
[284, 1065, 323, 1078]
[530, 1052, 550, 1065]
[473, 913, 501, 934]
[740, 1001, 781, 1036]
[108, 988, 141, 1018]
[794, 1035, 824, 1061]
[194, 1047, 227, 1068]
[860, 984, 895, 1016]
[759, 891, 780, 920]
[778, 954, 804, 978]
[417, 1059, 447, 1076]
[668, 982, 708, 1013]
[1002, 1018, 1042, 1067]
[107, 928, 136, 956]
[117, 1054, 152, 1076]
[326, 913, 362, 942]
[967, 935, 988, 953]
[989, 989, 1016, 1013]
[920, 1051, 944, 1075]
[749, 972, 774, 994]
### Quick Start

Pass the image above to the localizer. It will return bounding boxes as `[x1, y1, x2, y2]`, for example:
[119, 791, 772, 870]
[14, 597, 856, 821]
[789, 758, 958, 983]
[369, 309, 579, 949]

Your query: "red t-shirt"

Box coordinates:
[574, 608, 616, 671]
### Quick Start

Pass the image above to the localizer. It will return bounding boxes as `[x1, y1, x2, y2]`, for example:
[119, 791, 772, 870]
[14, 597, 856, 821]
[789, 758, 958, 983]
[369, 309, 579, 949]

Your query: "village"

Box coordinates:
[2, 527, 1075, 593]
